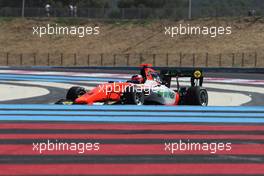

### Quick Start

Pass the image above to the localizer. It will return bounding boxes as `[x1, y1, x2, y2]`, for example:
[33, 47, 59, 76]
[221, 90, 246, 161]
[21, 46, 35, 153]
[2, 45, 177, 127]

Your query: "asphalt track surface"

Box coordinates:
[0, 68, 263, 105]
[0, 68, 263, 175]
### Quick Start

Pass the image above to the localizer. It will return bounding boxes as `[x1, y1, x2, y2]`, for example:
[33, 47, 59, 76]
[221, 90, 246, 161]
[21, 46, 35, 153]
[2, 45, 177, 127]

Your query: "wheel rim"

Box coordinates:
[135, 92, 143, 105]
[200, 91, 208, 106]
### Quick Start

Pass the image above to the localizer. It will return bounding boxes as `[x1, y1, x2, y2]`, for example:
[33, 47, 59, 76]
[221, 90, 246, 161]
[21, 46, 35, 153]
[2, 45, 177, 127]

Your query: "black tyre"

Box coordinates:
[66, 86, 86, 101]
[55, 99, 74, 105]
[185, 87, 208, 106]
[122, 86, 144, 105]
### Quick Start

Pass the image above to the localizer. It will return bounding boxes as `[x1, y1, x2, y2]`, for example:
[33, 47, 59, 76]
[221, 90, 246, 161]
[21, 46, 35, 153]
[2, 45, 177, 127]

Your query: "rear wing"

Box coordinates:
[160, 69, 204, 88]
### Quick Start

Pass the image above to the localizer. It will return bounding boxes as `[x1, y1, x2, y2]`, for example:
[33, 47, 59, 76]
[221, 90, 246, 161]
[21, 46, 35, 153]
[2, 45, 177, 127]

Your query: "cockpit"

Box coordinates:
[151, 72, 162, 83]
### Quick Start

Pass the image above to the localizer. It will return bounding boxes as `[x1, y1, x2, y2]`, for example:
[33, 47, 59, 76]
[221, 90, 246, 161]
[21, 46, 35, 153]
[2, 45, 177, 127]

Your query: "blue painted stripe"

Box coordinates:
[0, 115, 263, 123]
[0, 77, 122, 83]
[0, 77, 81, 83]
[0, 110, 262, 117]
[0, 105, 263, 112]
[0, 105, 263, 123]
[0, 74, 125, 82]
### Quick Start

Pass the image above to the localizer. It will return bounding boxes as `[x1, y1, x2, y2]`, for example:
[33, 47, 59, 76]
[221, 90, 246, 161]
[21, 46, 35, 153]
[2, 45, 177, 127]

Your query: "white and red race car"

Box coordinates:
[56, 64, 208, 106]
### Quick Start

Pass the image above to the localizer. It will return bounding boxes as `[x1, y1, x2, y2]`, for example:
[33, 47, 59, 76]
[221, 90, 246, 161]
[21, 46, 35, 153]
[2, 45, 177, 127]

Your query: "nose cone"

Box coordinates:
[75, 96, 88, 104]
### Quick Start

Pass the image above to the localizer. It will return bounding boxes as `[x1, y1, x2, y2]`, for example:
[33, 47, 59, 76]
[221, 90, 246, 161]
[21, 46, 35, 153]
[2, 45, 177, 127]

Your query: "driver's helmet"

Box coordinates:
[131, 74, 144, 84]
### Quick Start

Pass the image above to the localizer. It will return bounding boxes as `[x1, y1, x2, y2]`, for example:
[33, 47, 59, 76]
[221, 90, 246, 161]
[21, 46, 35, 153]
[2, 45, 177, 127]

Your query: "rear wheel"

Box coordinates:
[122, 86, 144, 105]
[185, 87, 208, 106]
[66, 86, 86, 101]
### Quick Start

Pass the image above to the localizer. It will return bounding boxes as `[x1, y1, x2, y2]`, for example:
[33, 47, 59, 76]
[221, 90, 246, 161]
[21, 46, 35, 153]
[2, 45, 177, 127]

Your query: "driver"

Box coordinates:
[131, 74, 144, 84]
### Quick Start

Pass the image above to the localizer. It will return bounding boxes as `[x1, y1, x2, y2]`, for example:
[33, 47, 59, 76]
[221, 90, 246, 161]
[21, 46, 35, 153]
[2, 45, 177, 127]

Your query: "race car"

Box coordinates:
[56, 64, 208, 106]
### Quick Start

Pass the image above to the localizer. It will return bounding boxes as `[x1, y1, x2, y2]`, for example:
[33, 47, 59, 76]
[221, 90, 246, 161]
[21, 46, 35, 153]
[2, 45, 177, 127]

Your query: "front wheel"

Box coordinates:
[184, 87, 208, 106]
[66, 86, 86, 101]
[55, 99, 74, 105]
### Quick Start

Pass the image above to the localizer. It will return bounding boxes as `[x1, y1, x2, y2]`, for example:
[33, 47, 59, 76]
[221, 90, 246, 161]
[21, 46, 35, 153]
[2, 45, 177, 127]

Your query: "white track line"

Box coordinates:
[0, 84, 49, 101]
[208, 91, 251, 106]
[0, 81, 94, 90]
[203, 83, 264, 94]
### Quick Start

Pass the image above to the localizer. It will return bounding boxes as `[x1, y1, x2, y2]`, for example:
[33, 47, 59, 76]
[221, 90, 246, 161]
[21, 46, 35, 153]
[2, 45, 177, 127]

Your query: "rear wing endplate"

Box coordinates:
[160, 69, 204, 88]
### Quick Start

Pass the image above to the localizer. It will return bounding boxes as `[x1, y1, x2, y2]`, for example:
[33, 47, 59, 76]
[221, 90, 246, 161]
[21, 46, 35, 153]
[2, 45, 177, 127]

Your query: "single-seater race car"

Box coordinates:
[56, 64, 208, 106]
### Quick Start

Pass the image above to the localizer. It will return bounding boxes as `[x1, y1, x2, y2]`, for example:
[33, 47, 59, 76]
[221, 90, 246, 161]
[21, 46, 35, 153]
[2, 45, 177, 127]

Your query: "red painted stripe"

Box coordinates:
[1, 164, 263, 175]
[0, 144, 263, 155]
[0, 133, 263, 140]
[0, 123, 263, 131]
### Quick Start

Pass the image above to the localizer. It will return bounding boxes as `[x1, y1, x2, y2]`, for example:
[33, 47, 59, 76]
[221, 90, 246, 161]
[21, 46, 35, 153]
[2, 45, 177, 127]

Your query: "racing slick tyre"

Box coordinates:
[66, 86, 86, 101]
[55, 99, 74, 105]
[185, 87, 208, 106]
[122, 86, 144, 105]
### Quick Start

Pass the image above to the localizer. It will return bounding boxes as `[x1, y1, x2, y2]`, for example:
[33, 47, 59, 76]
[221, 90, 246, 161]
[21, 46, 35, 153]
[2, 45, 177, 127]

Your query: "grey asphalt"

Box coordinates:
[0, 68, 263, 176]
